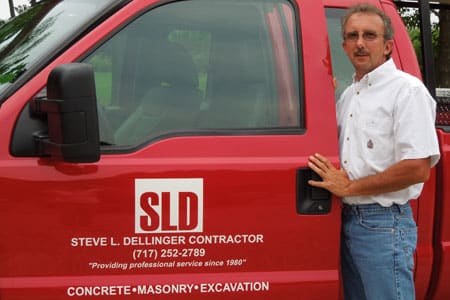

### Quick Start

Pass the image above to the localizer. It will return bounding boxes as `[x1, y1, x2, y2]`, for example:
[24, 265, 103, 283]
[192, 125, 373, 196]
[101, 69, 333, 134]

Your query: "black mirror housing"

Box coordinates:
[33, 63, 100, 163]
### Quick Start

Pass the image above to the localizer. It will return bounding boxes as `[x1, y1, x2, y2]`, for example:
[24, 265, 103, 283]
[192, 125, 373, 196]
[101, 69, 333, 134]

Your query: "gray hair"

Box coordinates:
[341, 3, 394, 41]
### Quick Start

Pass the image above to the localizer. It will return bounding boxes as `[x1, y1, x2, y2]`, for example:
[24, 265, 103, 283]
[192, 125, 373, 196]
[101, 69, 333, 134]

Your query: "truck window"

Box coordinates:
[325, 8, 354, 99]
[0, 0, 116, 98]
[83, 0, 301, 147]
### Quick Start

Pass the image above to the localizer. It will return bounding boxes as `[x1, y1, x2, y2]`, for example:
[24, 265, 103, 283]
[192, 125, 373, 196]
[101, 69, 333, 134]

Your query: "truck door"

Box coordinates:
[0, 0, 341, 299]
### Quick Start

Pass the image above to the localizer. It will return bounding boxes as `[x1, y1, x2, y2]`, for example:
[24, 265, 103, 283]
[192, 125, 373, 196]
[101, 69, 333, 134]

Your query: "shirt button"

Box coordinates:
[344, 160, 348, 164]
[346, 137, 350, 141]
[356, 91, 360, 95]
[350, 113, 353, 117]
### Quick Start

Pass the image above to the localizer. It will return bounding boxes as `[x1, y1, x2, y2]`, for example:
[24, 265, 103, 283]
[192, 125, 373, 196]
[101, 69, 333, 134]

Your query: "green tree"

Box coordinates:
[437, 9, 450, 87]
[399, 5, 449, 87]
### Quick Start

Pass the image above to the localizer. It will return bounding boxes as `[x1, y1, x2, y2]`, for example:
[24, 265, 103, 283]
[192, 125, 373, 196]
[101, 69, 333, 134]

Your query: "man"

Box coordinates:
[308, 3, 440, 300]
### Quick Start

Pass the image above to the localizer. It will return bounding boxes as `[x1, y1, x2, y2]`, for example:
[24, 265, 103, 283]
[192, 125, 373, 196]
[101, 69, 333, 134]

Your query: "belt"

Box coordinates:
[342, 202, 411, 215]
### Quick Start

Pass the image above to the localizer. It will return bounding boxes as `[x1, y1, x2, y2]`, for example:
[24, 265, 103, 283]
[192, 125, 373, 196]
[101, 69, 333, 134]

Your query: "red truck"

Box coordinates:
[0, 0, 448, 299]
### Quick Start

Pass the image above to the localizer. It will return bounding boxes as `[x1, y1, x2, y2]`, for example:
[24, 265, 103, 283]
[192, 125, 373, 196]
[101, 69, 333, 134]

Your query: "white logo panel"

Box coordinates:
[135, 179, 203, 233]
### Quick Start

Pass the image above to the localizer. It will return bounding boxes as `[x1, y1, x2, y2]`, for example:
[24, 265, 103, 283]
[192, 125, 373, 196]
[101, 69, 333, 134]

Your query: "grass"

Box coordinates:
[94, 72, 112, 106]
[94, 71, 208, 106]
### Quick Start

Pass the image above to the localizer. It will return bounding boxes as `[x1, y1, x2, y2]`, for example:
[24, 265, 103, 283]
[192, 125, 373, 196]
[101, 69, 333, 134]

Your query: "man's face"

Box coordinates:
[342, 12, 393, 80]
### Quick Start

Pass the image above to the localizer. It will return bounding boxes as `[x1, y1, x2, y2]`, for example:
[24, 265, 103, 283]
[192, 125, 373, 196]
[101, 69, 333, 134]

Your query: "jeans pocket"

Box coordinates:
[358, 209, 395, 232]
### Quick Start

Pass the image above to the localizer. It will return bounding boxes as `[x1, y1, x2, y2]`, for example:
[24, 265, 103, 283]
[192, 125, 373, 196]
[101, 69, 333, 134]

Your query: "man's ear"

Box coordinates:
[384, 39, 394, 57]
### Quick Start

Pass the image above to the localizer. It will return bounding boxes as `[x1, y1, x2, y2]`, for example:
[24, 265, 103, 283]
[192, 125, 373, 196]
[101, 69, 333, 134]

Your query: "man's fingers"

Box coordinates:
[308, 160, 325, 177]
[308, 179, 325, 188]
[308, 154, 330, 176]
[313, 153, 334, 169]
[307, 153, 350, 197]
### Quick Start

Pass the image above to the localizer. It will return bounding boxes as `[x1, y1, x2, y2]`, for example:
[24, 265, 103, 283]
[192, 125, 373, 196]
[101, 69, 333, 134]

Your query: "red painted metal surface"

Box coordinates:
[1, 0, 447, 299]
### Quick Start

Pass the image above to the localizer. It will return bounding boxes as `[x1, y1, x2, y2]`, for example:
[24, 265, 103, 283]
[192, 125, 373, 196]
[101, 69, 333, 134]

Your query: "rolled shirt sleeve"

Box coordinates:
[394, 82, 440, 167]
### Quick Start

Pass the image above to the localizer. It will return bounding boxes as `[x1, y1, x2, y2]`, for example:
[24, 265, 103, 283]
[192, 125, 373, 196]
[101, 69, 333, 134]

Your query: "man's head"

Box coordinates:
[341, 4, 394, 80]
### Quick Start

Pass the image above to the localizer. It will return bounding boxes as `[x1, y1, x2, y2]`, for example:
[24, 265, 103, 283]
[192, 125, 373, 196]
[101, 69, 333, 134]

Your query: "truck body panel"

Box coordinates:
[0, 0, 448, 299]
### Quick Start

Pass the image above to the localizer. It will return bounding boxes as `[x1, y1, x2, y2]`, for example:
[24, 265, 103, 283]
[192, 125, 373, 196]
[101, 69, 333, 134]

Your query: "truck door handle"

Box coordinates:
[296, 168, 331, 215]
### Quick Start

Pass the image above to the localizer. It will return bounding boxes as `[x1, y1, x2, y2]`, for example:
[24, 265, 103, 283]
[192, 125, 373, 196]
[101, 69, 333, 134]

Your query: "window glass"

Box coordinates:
[83, 0, 300, 146]
[0, 0, 114, 96]
[325, 8, 354, 99]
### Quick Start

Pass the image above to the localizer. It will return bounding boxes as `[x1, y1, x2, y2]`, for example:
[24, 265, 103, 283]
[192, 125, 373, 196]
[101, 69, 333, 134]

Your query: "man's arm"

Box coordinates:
[308, 153, 431, 198]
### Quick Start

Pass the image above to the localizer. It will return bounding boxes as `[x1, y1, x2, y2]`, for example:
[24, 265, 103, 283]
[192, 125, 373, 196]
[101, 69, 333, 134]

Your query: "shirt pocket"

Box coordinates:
[359, 112, 393, 162]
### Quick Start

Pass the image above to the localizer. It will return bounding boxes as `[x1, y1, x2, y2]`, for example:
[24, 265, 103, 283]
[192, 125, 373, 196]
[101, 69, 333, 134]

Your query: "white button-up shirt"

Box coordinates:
[336, 59, 440, 207]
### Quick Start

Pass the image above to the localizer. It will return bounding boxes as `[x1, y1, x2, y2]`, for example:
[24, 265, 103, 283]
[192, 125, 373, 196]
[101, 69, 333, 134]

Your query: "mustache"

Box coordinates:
[354, 49, 369, 56]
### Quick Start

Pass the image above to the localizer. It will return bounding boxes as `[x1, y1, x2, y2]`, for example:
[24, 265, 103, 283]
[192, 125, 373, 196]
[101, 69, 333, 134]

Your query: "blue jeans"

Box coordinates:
[341, 203, 417, 300]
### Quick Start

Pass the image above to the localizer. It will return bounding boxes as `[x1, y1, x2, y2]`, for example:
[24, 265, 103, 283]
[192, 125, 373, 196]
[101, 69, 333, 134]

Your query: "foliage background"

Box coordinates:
[399, 4, 450, 87]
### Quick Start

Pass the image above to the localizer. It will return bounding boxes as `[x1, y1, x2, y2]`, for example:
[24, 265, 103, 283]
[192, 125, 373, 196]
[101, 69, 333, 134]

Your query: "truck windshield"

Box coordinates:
[0, 0, 114, 97]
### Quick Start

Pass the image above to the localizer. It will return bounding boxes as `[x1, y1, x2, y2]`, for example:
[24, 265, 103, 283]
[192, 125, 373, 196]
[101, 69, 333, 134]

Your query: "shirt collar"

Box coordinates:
[352, 58, 396, 85]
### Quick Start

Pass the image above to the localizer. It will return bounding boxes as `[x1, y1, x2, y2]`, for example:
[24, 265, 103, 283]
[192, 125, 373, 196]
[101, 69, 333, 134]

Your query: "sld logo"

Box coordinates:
[135, 179, 203, 233]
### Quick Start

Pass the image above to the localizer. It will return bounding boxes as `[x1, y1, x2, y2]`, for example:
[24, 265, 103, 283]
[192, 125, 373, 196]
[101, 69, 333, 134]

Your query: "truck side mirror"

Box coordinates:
[32, 63, 100, 163]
